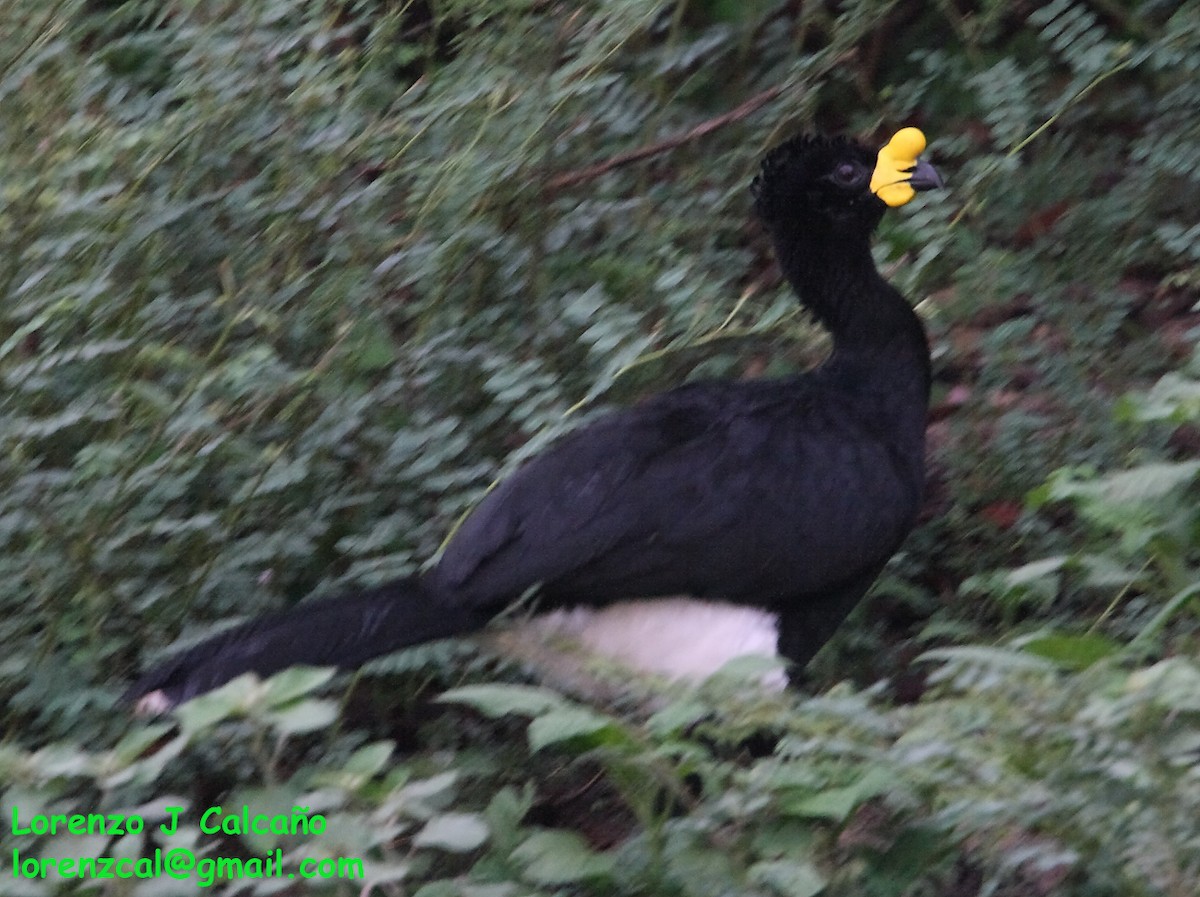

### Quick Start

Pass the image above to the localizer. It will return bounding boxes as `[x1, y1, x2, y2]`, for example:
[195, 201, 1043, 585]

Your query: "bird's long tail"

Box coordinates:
[125, 577, 488, 710]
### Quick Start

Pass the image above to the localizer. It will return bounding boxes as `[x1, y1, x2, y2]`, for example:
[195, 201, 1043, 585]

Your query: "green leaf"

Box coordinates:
[705, 653, 788, 686]
[484, 785, 534, 854]
[960, 556, 1066, 611]
[1117, 372, 1200, 423]
[646, 698, 710, 736]
[748, 858, 826, 897]
[1126, 658, 1200, 713]
[265, 698, 340, 735]
[1131, 580, 1200, 650]
[527, 707, 627, 752]
[1020, 631, 1122, 670]
[511, 830, 615, 885]
[348, 319, 397, 373]
[863, 825, 949, 897]
[174, 674, 262, 733]
[395, 772, 460, 818]
[1045, 461, 1200, 509]
[414, 812, 490, 852]
[780, 767, 892, 822]
[438, 684, 569, 719]
[261, 666, 338, 705]
[111, 723, 176, 764]
[341, 741, 396, 777]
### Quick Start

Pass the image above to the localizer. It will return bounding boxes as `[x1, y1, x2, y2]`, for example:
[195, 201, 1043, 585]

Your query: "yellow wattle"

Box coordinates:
[871, 127, 928, 208]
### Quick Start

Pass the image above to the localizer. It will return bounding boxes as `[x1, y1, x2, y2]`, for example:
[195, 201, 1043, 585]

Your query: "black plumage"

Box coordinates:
[128, 130, 942, 708]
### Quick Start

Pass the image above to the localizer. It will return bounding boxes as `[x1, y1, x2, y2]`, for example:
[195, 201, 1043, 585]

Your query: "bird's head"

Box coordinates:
[752, 127, 942, 234]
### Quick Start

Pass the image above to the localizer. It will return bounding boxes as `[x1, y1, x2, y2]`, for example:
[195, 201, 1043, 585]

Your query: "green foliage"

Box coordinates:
[1, 0, 1199, 894]
[5, 654, 1198, 895]
[968, 335, 1200, 663]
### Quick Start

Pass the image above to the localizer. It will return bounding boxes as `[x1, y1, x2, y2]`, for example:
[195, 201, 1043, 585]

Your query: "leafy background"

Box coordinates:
[1, 0, 1198, 894]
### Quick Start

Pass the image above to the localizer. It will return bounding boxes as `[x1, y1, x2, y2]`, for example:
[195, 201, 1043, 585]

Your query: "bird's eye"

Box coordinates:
[831, 161, 862, 186]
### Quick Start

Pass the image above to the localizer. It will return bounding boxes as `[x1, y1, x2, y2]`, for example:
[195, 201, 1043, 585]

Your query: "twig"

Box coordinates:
[545, 84, 786, 191]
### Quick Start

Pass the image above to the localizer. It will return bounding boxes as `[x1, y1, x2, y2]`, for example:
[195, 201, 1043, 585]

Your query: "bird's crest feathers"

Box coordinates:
[752, 127, 939, 221]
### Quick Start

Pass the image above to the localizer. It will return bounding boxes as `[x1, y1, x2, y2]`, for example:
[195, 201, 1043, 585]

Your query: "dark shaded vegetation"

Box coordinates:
[1, 1, 1197, 894]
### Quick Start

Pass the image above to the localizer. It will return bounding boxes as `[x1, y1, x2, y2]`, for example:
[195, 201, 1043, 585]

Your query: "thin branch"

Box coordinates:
[545, 84, 786, 191]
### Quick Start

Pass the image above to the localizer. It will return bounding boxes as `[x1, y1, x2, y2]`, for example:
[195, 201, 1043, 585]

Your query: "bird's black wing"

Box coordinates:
[431, 378, 921, 610]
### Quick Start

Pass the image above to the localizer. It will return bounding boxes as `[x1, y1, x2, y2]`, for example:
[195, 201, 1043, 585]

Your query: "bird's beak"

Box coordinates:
[871, 127, 944, 207]
[905, 158, 944, 192]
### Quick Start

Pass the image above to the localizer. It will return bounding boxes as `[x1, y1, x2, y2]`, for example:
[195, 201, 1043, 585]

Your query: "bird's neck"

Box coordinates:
[773, 224, 932, 423]
[775, 225, 924, 348]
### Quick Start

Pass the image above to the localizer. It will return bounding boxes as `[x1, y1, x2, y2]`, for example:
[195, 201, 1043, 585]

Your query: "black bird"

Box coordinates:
[129, 128, 943, 709]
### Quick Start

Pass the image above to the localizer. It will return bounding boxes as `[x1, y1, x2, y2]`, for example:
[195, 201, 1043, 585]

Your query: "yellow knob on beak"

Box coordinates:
[871, 127, 944, 207]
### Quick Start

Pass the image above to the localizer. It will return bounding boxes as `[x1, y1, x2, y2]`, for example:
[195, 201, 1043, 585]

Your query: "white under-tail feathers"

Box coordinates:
[496, 598, 786, 690]
[136, 597, 784, 714]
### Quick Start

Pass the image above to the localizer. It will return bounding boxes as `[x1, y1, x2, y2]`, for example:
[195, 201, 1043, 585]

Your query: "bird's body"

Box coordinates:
[129, 129, 942, 709]
[436, 369, 923, 613]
